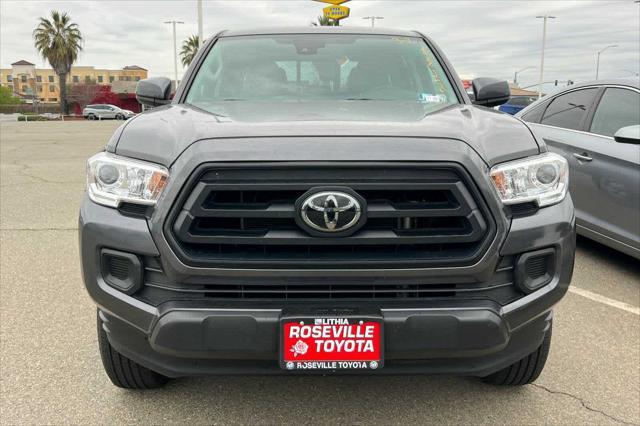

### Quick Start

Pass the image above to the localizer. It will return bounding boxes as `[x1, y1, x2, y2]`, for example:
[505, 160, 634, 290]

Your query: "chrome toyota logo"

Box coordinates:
[299, 191, 362, 233]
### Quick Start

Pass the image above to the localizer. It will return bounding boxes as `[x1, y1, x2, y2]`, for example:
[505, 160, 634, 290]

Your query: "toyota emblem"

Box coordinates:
[296, 189, 365, 236]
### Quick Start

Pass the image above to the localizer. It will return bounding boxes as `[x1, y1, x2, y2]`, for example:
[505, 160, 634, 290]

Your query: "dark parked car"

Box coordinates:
[517, 79, 639, 259]
[499, 95, 538, 115]
[80, 27, 575, 389]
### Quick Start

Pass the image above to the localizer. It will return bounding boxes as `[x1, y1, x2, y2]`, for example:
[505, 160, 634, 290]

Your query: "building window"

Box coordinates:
[49, 85, 55, 92]
[37, 85, 43, 92]
[135, 76, 141, 81]
[109, 76, 114, 83]
[124, 76, 131, 81]
[21, 75, 27, 83]
[48, 98, 57, 102]
[118, 76, 124, 81]
[21, 85, 27, 92]
[73, 75, 79, 83]
[97, 75, 103, 83]
[40, 98, 45, 101]
[6, 75, 11, 82]
[85, 75, 91, 83]
[36, 75, 42, 82]
[48, 75, 54, 83]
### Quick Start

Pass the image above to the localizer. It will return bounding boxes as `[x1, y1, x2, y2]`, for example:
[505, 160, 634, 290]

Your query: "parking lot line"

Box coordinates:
[569, 286, 640, 316]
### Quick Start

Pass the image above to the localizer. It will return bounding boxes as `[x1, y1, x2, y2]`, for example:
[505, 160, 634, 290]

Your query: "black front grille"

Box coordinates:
[165, 164, 495, 269]
[136, 257, 520, 304]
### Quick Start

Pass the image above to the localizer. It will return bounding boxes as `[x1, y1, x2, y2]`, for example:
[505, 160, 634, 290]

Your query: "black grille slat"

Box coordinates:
[137, 255, 517, 304]
[165, 164, 495, 269]
[107, 257, 130, 280]
[525, 257, 548, 279]
[118, 202, 150, 217]
[178, 228, 485, 245]
[146, 282, 512, 295]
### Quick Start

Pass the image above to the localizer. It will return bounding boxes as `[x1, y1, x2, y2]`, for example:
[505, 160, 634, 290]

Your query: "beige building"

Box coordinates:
[0, 60, 147, 103]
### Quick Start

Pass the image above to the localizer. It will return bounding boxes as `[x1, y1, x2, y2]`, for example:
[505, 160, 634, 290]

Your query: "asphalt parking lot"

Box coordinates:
[1, 121, 638, 425]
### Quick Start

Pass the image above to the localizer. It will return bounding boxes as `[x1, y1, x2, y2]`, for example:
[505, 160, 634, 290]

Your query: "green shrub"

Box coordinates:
[0, 86, 21, 105]
[17, 115, 49, 121]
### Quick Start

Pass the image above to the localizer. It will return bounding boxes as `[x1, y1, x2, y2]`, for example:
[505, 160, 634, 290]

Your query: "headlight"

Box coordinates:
[86, 152, 169, 208]
[490, 152, 568, 207]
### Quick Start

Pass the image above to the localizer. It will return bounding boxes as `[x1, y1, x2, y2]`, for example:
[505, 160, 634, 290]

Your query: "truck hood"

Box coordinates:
[110, 101, 540, 167]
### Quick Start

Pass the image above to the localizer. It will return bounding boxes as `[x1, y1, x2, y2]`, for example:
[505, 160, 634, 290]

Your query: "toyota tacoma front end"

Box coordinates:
[80, 27, 575, 388]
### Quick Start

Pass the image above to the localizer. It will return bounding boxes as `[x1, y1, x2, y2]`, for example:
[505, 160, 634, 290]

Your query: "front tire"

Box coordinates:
[115, 113, 124, 120]
[87, 114, 96, 120]
[482, 321, 552, 386]
[97, 311, 169, 389]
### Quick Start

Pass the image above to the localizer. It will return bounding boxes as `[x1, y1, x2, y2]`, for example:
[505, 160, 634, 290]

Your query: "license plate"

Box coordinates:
[280, 316, 383, 371]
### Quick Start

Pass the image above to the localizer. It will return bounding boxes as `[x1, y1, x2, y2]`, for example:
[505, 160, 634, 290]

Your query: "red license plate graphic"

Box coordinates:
[281, 318, 382, 370]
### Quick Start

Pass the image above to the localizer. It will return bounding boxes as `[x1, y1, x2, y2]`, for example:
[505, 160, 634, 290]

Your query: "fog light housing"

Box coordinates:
[100, 249, 143, 295]
[515, 248, 556, 293]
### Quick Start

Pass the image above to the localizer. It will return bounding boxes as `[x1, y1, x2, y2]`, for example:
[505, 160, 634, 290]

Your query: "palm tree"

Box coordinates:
[33, 11, 82, 115]
[180, 35, 200, 67]
[312, 15, 339, 26]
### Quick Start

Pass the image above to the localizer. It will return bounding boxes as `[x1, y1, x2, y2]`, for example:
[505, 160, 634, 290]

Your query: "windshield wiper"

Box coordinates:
[343, 98, 376, 101]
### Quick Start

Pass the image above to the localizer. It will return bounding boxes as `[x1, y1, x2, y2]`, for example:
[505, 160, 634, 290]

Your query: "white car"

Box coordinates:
[83, 104, 134, 120]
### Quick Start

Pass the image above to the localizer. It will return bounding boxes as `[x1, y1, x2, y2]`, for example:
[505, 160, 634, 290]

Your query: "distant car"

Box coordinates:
[499, 95, 538, 115]
[517, 79, 640, 259]
[83, 104, 134, 120]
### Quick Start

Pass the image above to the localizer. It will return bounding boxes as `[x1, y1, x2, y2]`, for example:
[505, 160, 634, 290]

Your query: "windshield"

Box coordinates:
[185, 34, 459, 111]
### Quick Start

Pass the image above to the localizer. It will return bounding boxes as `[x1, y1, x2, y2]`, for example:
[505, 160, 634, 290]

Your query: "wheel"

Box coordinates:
[87, 114, 96, 120]
[482, 322, 552, 386]
[97, 310, 169, 389]
[115, 113, 124, 120]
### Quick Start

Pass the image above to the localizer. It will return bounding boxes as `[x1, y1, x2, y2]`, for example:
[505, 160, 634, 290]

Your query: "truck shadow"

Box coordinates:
[116, 375, 532, 424]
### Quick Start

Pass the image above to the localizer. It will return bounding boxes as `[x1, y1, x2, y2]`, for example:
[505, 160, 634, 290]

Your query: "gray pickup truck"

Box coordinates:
[80, 27, 575, 389]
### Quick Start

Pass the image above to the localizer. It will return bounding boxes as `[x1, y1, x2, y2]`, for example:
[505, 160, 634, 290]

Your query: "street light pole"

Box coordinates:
[536, 15, 555, 99]
[595, 45, 618, 80]
[362, 16, 384, 28]
[197, 0, 203, 43]
[164, 20, 184, 87]
[514, 66, 535, 86]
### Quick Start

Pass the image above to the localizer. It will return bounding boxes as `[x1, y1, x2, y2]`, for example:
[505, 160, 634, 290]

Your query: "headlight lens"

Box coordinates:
[86, 152, 169, 207]
[490, 152, 568, 207]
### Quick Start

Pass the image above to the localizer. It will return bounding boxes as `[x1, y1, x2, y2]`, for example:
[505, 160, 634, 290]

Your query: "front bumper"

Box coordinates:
[81, 195, 575, 377]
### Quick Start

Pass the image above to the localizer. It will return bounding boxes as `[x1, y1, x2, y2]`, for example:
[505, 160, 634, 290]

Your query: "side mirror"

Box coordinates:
[614, 125, 640, 144]
[136, 77, 172, 107]
[472, 78, 510, 107]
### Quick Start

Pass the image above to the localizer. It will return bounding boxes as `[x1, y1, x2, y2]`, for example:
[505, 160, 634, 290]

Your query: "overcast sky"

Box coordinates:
[1, 0, 639, 92]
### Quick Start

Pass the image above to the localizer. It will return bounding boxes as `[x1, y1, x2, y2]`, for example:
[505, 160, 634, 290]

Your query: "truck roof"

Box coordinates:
[220, 26, 422, 38]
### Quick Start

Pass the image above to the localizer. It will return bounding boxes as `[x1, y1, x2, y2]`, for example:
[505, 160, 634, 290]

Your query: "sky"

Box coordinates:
[1, 0, 639, 93]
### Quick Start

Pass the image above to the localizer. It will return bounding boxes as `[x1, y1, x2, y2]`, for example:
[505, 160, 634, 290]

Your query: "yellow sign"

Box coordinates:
[314, 0, 350, 5]
[323, 5, 350, 20]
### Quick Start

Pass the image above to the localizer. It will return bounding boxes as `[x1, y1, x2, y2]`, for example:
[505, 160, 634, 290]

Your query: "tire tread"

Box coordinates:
[483, 322, 552, 386]
[97, 311, 169, 389]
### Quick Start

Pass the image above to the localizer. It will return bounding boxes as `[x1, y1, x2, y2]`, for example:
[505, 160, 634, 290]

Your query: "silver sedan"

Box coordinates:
[517, 79, 640, 259]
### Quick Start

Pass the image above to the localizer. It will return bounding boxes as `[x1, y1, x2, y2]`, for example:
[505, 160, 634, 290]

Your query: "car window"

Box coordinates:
[520, 99, 549, 124]
[508, 96, 536, 107]
[540, 88, 598, 130]
[185, 34, 458, 110]
[590, 88, 640, 137]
